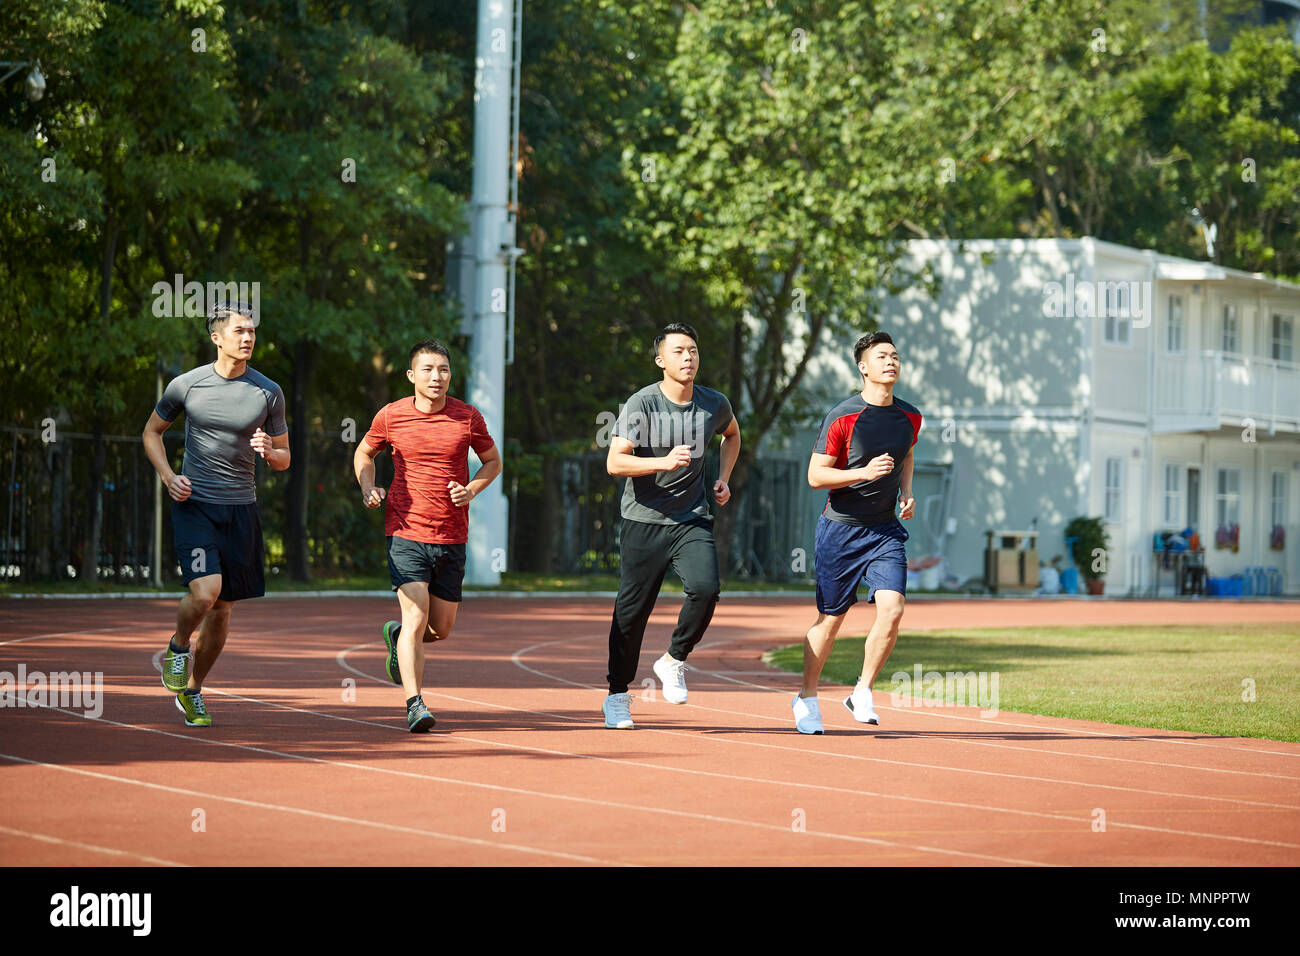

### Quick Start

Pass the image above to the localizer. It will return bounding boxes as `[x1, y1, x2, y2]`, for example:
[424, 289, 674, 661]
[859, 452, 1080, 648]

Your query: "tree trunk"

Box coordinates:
[285, 340, 314, 582]
[80, 417, 106, 583]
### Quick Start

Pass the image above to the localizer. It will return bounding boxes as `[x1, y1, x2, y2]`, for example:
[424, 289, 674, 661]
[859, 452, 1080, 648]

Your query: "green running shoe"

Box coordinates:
[175, 689, 212, 727]
[161, 636, 190, 693]
[381, 620, 402, 685]
[406, 698, 436, 733]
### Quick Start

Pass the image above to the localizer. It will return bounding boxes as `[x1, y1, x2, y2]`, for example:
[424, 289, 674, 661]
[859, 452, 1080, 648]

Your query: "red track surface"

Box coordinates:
[2, 596, 1298, 866]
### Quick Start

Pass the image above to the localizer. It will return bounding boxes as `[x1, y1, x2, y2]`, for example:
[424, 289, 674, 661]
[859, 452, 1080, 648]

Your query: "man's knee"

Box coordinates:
[684, 577, 720, 603]
[875, 592, 906, 627]
[188, 576, 222, 611]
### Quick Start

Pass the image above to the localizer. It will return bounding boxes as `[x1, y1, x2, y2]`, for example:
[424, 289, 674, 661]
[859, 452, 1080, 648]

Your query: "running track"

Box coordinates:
[1, 596, 1298, 866]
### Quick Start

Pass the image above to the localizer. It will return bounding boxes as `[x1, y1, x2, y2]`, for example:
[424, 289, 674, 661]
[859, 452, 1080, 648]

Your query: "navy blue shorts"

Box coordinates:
[387, 536, 466, 603]
[172, 500, 265, 602]
[814, 514, 908, 615]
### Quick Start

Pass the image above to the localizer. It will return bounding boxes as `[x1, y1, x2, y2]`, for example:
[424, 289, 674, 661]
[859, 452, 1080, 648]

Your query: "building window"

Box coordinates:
[1166, 295, 1184, 352]
[1273, 471, 1288, 529]
[1163, 464, 1183, 526]
[1215, 467, 1241, 529]
[1272, 314, 1294, 363]
[1104, 311, 1131, 346]
[1221, 304, 1238, 352]
[1104, 457, 1123, 522]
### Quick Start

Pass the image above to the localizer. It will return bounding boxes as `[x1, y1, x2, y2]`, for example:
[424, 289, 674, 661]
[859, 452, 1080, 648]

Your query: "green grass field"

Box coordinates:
[763, 623, 1300, 742]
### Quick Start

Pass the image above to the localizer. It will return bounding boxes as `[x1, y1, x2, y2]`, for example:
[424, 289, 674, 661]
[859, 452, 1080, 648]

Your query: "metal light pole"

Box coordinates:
[0, 60, 46, 101]
[464, 0, 524, 585]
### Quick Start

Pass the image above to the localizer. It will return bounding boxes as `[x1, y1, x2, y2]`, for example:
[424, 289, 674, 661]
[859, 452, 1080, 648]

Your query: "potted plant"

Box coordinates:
[1065, 516, 1110, 595]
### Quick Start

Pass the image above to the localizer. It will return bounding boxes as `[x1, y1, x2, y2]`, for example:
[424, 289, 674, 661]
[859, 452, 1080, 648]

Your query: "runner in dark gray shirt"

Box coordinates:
[601, 323, 741, 729]
[142, 303, 290, 727]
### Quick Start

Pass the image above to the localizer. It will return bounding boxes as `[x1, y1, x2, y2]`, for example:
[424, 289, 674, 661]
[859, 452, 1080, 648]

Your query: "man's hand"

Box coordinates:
[165, 474, 192, 502]
[660, 445, 693, 472]
[250, 428, 273, 460]
[861, 453, 894, 482]
[713, 479, 731, 506]
[898, 493, 915, 519]
[362, 485, 386, 509]
[448, 480, 474, 508]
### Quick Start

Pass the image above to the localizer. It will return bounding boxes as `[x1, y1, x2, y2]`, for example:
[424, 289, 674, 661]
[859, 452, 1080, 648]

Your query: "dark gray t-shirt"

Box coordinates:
[155, 364, 288, 504]
[613, 383, 735, 525]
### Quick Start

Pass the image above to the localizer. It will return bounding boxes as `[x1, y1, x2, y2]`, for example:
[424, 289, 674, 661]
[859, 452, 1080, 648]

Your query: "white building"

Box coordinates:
[794, 238, 1300, 595]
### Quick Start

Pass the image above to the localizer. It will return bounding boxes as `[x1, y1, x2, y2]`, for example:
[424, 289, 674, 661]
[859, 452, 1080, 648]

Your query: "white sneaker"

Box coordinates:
[653, 653, 689, 704]
[792, 694, 824, 734]
[843, 683, 880, 725]
[602, 692, 634, 729]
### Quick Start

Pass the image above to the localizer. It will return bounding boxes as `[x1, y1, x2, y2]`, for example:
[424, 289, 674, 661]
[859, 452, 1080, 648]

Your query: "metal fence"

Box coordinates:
[4, 421, 951, 585]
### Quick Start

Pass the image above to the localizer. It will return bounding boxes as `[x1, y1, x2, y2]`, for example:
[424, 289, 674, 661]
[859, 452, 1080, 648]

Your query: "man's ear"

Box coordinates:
[654, 353, 665, 368]
[406, 368, 415, 383]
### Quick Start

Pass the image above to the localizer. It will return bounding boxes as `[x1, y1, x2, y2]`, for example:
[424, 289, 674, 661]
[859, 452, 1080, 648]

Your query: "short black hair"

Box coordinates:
[409, 339, 451, 367]
[853, 331, 895, 365]
[654, 323, 699, 353]
[207, 301, 257, 335]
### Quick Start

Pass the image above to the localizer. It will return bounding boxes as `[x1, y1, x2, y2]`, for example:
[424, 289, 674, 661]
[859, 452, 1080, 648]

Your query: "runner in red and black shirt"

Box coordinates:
[353, 339, 501, 732]
[791, 332, 921, 735]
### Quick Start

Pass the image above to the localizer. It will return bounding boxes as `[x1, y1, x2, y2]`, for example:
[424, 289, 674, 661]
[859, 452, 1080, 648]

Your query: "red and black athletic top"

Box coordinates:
[812, 393, 922, 526]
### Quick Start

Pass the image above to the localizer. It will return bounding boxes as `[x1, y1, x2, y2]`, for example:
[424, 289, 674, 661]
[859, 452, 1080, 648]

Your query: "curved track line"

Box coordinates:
[688, 635, 1300, 759]
[7, 701, 1046, 868]
[335, 643, 1300, 852]
[505, 638, 1300, 815]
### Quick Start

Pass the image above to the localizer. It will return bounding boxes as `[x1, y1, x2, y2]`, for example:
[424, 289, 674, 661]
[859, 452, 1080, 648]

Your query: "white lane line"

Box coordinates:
[0, 626, 138, 647]
[506, 638, 1300, 813]
[0, 821, 187, 867]
[5, 703, 1046, 868]
[334, 643, 1300, 853]
[0, 749, 620, 867]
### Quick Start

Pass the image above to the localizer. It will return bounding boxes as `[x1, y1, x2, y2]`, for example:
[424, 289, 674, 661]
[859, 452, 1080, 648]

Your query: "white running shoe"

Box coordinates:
[843, 683, 880, 725]
[602, 692, 634, 729]
[792, 694, 824, 734]
[653, 652, 689, 704]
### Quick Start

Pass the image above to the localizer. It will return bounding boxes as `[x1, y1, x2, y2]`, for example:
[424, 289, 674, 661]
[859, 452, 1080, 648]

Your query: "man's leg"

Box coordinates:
[189, 599, 232, 690]
[175, 573, 223, 648]
[395, 582, 430, 700]
[665, 522, 721, 663]
[859, 590, 905, 686]
[607, 521, 671, 694]
[426, 597, 460, 647]
[800, 610, 848, 698]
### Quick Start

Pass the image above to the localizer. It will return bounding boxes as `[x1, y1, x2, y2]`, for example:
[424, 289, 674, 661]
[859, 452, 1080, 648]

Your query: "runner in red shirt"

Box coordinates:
[353, 339, 502, 732]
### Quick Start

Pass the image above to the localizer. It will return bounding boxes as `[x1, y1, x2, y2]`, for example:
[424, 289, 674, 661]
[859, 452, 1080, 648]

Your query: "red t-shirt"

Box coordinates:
[362, 396, 496, 544]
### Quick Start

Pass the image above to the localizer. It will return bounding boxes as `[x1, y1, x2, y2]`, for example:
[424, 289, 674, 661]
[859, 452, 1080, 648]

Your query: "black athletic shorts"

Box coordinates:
[172, 499, 265, 602]
[387, 535, 466, 603]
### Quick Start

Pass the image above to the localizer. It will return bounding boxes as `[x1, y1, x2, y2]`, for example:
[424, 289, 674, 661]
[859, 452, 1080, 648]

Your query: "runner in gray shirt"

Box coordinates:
[142, 303, 290, 727]
[601, 323, 741, 729]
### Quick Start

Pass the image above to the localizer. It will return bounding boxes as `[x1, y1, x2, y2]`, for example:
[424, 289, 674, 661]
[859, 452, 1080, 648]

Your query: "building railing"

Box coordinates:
[1154, 350, 1300, 430]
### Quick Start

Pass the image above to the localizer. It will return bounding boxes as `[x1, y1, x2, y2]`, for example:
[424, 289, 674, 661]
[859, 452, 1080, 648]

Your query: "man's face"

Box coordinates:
[407, 351, 451, 400]
[655, 333, 699, 382]
[211, 315, 256, 360]
[859, 343, 900, 385]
